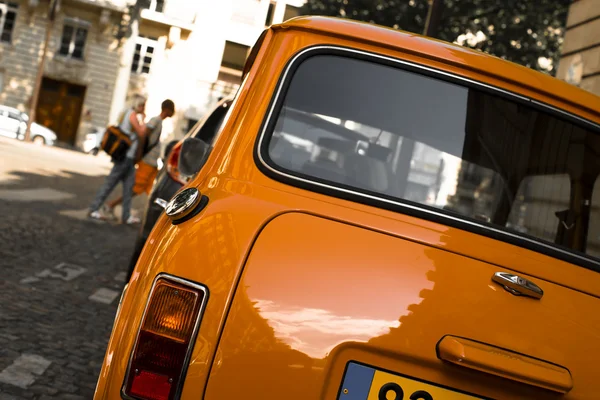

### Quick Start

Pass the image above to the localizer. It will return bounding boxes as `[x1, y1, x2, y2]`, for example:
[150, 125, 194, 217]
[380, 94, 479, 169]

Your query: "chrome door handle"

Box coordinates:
[492, 272, 543, 299]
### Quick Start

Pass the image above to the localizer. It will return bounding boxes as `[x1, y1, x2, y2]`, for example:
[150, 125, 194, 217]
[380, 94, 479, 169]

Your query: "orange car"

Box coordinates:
[95, 17, 600, 400]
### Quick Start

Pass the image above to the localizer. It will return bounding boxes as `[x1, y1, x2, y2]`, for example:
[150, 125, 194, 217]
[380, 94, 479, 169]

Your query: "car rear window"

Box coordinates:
[262, 52, 600, 266]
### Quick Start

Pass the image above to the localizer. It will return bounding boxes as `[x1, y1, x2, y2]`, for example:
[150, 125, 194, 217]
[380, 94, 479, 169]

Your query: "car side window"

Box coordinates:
[262, 52, 600, 266]
[194, 102, 231, 144]
[506, 174, 571, 242]
[587, 179, 600, 259]
[8, 111, 21, 121]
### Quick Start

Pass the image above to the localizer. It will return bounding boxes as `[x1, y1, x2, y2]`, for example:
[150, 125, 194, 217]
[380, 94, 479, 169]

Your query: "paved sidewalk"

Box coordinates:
[0, 138, 148, 399]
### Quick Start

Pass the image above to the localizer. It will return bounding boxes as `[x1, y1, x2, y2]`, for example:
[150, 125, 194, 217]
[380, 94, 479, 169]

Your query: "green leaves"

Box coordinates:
[300, 0, 572, 75]
[301, 0, 429, 32]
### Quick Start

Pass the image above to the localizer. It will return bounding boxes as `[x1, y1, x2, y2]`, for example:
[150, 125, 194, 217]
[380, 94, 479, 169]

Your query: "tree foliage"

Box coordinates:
[300, 0, 571, 75]
[301, 0, 429, 33]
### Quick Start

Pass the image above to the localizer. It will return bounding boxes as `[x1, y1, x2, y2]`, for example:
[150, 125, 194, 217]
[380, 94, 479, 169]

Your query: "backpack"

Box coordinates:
[100, 125, 132, 162]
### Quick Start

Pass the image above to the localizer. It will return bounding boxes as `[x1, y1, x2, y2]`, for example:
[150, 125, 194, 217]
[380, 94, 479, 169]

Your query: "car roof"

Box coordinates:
[274, 16, 600, 123]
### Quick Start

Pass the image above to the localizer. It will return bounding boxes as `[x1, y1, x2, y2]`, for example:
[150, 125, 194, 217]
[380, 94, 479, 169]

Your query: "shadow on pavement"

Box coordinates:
[0, 169, 149, 215]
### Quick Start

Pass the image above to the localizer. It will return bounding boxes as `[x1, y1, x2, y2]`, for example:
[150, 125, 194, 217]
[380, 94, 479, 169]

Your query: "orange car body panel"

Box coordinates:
[94, 17, 600, 400]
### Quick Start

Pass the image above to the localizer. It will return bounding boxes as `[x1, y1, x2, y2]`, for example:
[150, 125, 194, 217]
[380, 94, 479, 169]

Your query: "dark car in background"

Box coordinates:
[125, 97, 234, 280]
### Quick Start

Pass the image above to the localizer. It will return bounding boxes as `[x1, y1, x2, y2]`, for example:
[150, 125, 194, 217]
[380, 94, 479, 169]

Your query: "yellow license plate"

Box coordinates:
[338, 362, 484, 400]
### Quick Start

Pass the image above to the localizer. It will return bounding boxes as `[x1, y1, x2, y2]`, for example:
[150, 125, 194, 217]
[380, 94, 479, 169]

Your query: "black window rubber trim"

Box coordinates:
[252, 44, 600, 274]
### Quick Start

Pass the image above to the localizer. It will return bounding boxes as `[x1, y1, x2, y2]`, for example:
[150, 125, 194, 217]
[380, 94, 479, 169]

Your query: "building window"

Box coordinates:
[220, 41, 250, 72]
[265, 2, 275, 26]
[131, 36, 157, 74]
[283, 4, 300, 22]
[0, 1, 18, 43]
[58, 20, 89, 60]
[146, 0, 165, 13]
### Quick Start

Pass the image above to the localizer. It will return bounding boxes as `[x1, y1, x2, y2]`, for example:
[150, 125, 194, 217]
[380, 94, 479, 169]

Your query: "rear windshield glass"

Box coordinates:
[264, 53, 600, 262]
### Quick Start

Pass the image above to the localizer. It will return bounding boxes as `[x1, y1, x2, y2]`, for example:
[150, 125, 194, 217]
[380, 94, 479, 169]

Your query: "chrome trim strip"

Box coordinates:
[530, 99, 600, 130]
[121, 273, 209, 400]
[255, 45, 600, 268]
[111, 283, 128, 331]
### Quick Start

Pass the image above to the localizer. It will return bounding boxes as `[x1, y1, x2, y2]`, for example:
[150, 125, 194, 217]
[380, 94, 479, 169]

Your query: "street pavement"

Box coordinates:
[0, 137, 149, 399]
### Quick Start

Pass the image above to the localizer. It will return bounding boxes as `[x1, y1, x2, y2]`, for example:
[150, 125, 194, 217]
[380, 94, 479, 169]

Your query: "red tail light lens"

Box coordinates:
[165, 142, 187, 185]
[123, 275, 208, 400]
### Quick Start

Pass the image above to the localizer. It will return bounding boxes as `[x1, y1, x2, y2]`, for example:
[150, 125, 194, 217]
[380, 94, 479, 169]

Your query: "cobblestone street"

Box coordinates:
[0, 137, 148, 399]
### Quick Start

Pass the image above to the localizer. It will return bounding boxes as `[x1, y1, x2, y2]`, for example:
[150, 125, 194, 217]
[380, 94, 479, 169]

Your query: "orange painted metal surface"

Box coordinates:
[437, 336, 573, 394]
[94, 17, 600, 400]
[204, 213, 599, 399]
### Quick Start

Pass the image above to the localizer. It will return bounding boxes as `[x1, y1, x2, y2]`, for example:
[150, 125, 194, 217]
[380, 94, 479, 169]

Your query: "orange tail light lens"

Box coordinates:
[123, 275, 208, 400]
[165, 142, 187, 185]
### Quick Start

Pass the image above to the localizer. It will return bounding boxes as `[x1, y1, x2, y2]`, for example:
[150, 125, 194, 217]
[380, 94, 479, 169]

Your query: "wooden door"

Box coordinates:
[36, 77, 86, 145]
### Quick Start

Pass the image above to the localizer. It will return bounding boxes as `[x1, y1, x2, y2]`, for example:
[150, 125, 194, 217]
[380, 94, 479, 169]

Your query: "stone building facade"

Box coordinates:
[115, 0, 304, 144]
[0, 0, 127, 147]
[0, 0, 304, 148]
[556, 0, 600, 95]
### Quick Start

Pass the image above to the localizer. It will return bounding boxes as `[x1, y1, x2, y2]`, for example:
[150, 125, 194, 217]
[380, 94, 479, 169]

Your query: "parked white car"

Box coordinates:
[0, 105, 57, 146]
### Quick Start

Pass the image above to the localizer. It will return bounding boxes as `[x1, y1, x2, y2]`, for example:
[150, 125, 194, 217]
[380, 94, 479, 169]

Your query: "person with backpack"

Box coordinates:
[88, 96, 147, 224]
[102, 99, 176, 221]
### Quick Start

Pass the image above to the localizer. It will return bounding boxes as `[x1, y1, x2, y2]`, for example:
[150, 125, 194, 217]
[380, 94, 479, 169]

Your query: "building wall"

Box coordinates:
[0, 0, 125, 147]
[0, 0, 305, 148]
[556, 0, 600, 95]
[122, 0, 306, 144]
[123, 0, 209, 142]
[0, 0, 50, 109]
[53, 1, 124, 146]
